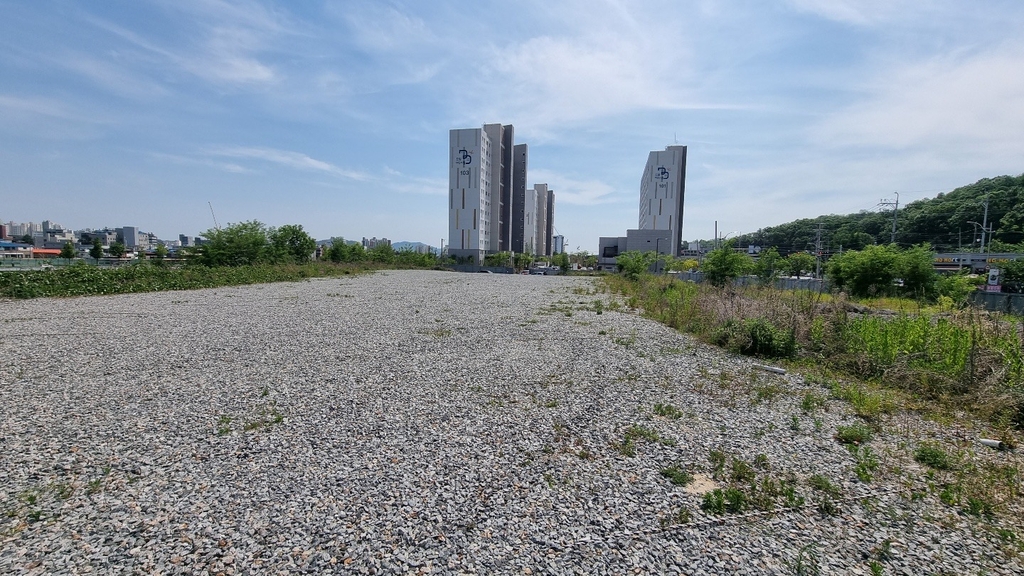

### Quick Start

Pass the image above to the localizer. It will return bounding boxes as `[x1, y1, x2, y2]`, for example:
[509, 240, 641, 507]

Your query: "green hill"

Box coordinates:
[732, 174, 1024, 255]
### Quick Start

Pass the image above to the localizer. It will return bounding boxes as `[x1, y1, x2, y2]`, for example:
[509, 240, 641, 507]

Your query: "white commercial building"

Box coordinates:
[638, 145, 687, 256]
[448, 128, 492, 263]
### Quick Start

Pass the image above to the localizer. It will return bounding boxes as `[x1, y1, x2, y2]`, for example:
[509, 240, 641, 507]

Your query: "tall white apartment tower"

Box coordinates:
[449, 128, 492, 263]
[638, 145, 687, 256]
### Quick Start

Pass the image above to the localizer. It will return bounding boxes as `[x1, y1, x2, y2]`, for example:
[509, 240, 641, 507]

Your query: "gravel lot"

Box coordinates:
[1, 269, 1021, 574]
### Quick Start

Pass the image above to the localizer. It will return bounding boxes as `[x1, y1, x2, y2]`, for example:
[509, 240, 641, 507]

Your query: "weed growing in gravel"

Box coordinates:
[835, 423, 874, 445]
[849, 445, 880, 482]
[613, 329, 638, 348]
[790, 415, 801, 431]
[616, 425, 675, 456]
[659, 464, 693, 486]
[751, 377, 785, 405]
[216, 415, 233, 436]
[786, 543, 822, 576]
[653, 402, 683, 419]
[914, 444, 953, 470]
[708, 450, 728, 479]
[659, 506, 691, 527]
[808, 474, 841, 498]
[544, 400, 559, 408]
[86, 479, 103, 495]
[801, 392, 827, 414]
[731, 459, 756, 483]
[827, 380, 895, 421]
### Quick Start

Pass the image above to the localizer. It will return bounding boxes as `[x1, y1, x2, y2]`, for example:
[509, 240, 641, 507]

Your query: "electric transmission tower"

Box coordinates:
[878, 192, 899, 244]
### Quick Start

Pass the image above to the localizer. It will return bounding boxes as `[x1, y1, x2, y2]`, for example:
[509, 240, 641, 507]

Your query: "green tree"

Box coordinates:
[193, 221, 271, 266]
[19, 234, 34, 245]
[898, 244, 938, 298]
[827, 244, 899, 297]
[268, 224, 316, 264]
[616, 250, 658, 280]
[367, 243, 396, 264]
[513, 252, 534, 271]
[154, 244, 169, 266]
[784, 252, 816, 279]
[89, 238, 104, 263]
[754, 247, 783, 285]
[484, 251, 512, 267]
[59, 241, 76, 262]
[700, 246, 753, 287]
[109, 241, 127, 259]
[554, 252, 570, 273]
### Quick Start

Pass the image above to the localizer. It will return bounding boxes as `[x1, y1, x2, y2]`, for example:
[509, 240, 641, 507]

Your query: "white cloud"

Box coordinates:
[812, 42, 1024, 160]
[529, 169, 625, 206]
[207, 147, 372, 180]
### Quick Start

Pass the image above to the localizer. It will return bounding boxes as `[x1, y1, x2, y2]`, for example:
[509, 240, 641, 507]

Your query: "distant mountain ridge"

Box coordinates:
[732, 174, 1024, 255]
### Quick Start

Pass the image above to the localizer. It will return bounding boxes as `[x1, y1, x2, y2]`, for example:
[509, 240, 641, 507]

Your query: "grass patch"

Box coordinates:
[835, 423, 874, 445]
[913, 443, 953, 470]
[653, 402, 683, 419]
[659, 464, 693, 486]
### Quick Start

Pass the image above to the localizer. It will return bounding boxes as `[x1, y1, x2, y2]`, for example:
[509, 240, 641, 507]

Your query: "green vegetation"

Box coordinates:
[0, 260, 364, 299]
[835, 423, 874, 445]
[615, 424, 675, 457]
[700, 244, 753, 287]
[616, 250, 658, 280]
[653, 402, 683, 419]
[603, 272, 1024, 427]
[659, 464, 693, 486]
[913, 443, 953, 470]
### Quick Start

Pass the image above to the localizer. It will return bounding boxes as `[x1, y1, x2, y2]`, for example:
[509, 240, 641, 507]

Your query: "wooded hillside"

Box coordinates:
[731, 174, 1024, 255]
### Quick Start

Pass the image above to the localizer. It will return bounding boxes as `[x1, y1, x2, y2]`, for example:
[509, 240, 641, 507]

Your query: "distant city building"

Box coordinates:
[534, 184, 556, 257]
[0, 224, 7, 240]
[121, 226, 140, 248]
[638, 145, 687, 256]
[362, 237, 391, 249]
[179, 234, 195, 247]
[553, 235, 565, 255]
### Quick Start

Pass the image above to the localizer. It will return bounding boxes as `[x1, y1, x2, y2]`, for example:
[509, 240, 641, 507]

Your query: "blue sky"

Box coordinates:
[2, 1, 1022, 252]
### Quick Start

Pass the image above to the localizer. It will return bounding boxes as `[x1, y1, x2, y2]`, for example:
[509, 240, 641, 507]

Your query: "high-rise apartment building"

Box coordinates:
[448, 128, 492, 263]
[534, 184, 555, 257]
[638, 145, 686, 256]
[483, 124, 514, 253]
[510, 144, 529, 254]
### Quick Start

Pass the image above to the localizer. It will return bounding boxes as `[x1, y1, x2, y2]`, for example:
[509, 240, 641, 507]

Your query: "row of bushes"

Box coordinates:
[606, 274, 1024, 427]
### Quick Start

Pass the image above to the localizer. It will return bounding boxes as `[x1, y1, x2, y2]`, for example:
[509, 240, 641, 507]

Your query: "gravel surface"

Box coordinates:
[1, 269, 1021, 574]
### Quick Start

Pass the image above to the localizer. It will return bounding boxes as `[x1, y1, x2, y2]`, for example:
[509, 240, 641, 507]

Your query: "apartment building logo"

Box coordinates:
[456, 148, 473, 165]
[655, 166, 670, 180]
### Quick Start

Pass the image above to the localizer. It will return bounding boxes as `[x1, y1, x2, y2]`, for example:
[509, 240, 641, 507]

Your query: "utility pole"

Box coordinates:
[879, 192, 898, 244]
[814, 223, 823, 279]
[980, 193, 990, 254]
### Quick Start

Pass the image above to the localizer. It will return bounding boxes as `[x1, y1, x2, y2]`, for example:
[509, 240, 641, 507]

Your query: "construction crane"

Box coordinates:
[208, 202, 220, 230]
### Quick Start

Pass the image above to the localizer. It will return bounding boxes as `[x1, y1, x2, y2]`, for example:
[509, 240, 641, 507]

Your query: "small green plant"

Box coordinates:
[659, 464, 693, 486]
[754, 453, 770, 469]
[617, 424, 676, 456]
[730, 458, 756, 483]
[708, 449, 727, 479]
[835, 423, 873, 445]
[850, 445, 879, 482]
[913, 444, 952, 470]
[217, 415, 233, 436]
[752, 380, 786, 404]
[801, 392, 826, 414]
[787, 543, 821, 576]
[790, 414, 801, 431]
[86, 479, 103, 495]
[723, 487, 748, 513]
[868, 560, 884, 576]
[964, 496, 995, 518]
[701, 489, 726, 515]
[544, 400, 559, 408]
[808, 474, 841, 498]
[653, 402, 683, 419]
[783, 483, 806, 508]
